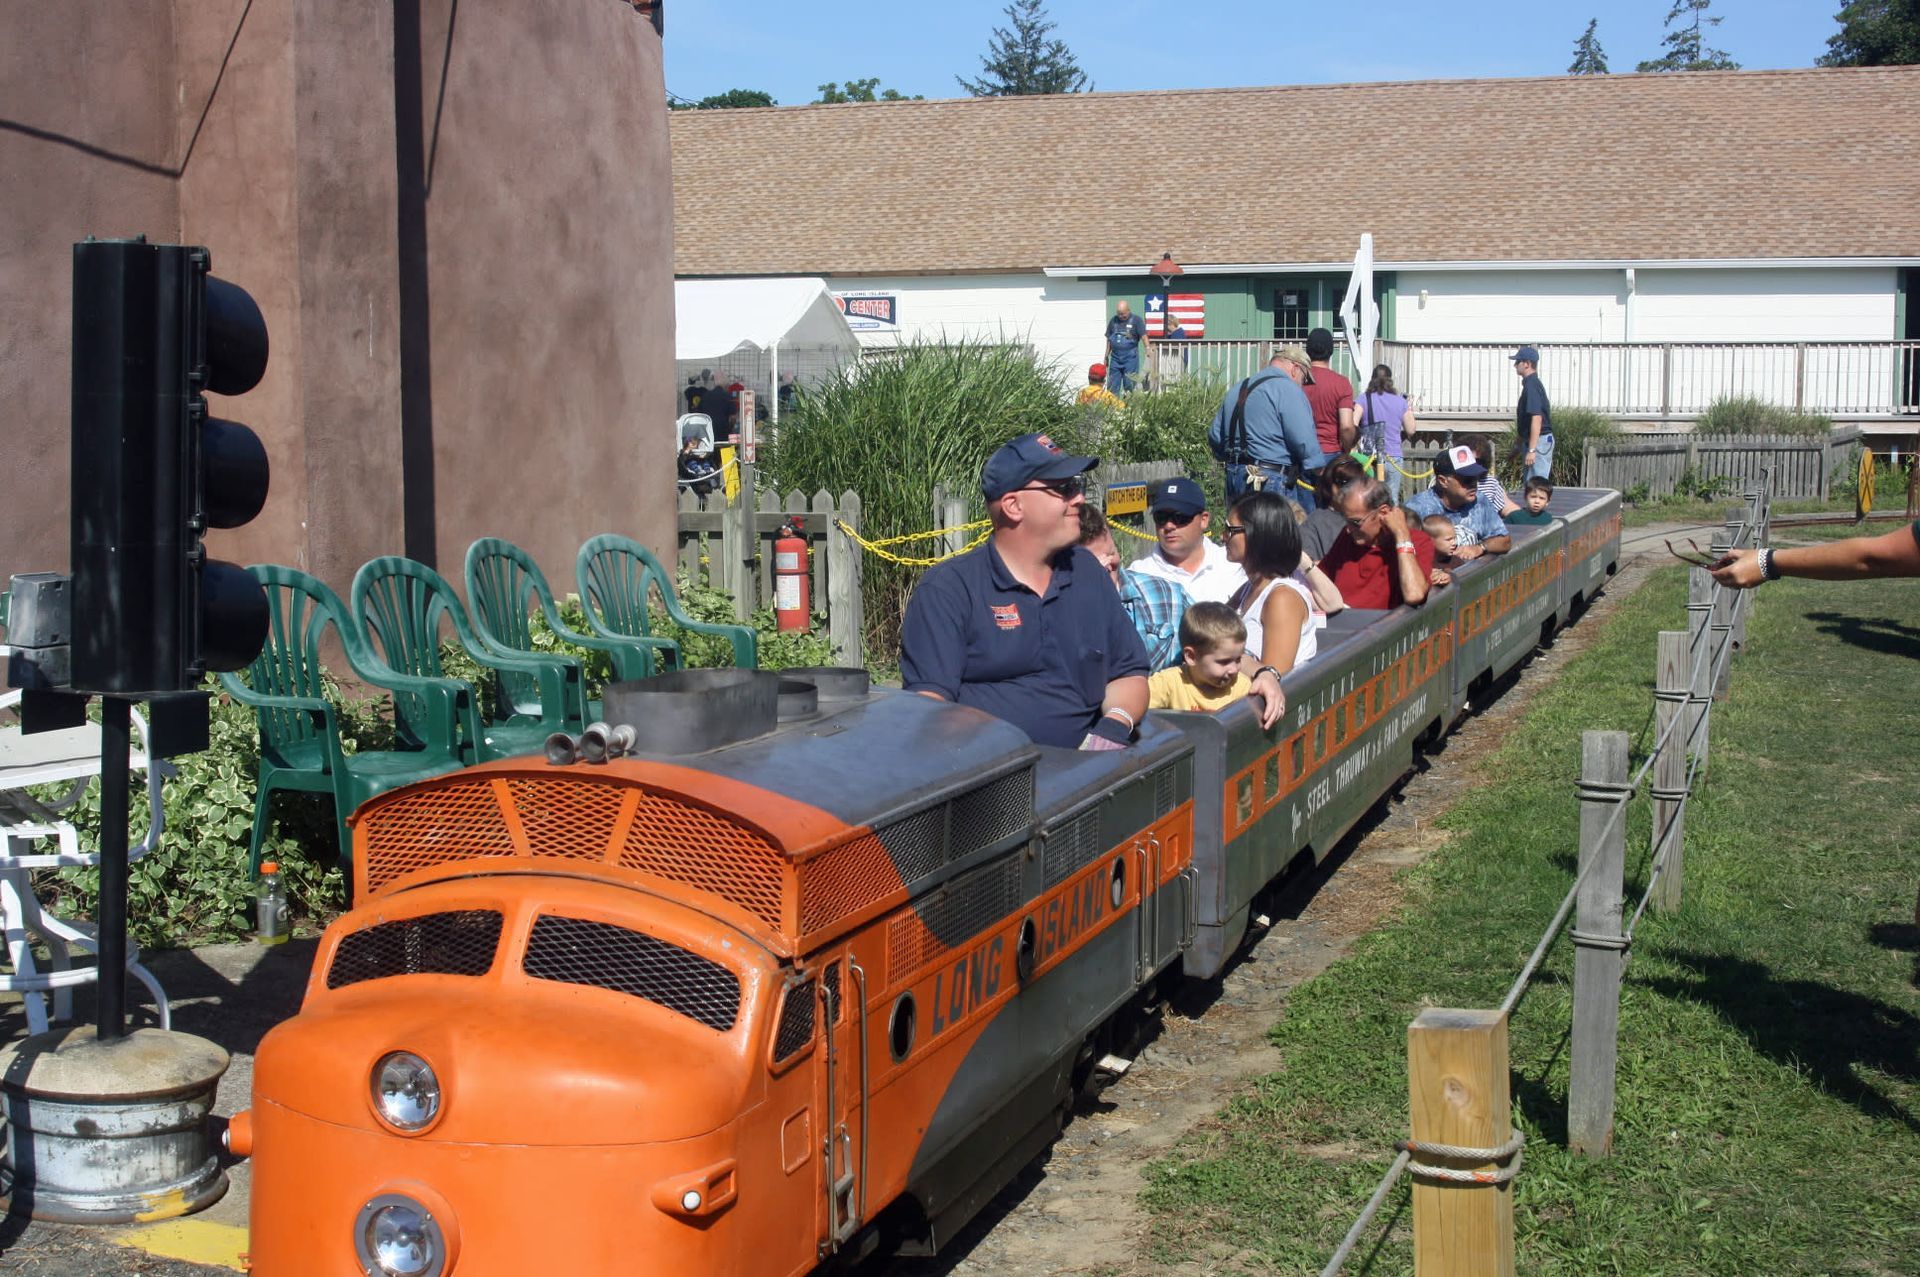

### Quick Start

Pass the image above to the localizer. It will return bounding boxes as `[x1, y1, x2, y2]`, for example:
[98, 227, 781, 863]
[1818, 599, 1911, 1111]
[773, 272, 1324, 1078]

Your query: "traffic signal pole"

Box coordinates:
[95, 696, 132, 1041]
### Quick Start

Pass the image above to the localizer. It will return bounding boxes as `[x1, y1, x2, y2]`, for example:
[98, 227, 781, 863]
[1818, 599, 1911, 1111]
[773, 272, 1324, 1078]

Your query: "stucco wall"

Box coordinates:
[0, 0, 676, 605]
[418, 0, 677, 582]
[0, 0, 182, 587]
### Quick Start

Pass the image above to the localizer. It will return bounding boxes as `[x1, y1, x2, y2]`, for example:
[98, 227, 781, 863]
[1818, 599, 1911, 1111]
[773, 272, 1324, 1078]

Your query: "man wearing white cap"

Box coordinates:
[1404, 444, 1512, 558]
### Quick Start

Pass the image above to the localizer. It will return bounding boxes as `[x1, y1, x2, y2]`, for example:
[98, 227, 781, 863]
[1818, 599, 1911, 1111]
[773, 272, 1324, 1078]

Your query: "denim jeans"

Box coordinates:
[1528, 432, 1555, 480]
[1105, 361, 1138, 392]
[1383, 455, 1403, 504]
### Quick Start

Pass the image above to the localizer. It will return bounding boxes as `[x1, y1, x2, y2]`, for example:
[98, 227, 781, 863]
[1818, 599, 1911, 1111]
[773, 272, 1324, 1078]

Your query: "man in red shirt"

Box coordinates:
[1316, 474, 1434, 608]
[1303, 328, 1356, 457]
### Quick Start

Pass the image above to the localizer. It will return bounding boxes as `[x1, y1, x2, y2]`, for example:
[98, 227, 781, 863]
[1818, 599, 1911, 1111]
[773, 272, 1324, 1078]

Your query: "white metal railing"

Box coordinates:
[1151, 339, 1920, 418]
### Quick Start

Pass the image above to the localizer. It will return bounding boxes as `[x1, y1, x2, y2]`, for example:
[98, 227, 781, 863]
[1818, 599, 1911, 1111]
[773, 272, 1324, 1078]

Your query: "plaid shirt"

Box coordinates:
[1119, 569, 1190, 671]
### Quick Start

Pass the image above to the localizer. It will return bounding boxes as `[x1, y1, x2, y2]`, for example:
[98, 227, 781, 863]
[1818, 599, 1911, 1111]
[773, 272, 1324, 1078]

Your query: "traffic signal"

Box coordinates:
[69, 238, 272, 696]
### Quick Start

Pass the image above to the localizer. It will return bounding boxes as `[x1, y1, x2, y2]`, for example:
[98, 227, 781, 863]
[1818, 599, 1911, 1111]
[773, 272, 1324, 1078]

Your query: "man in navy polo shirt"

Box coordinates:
[1512, 345, 1554, 481]
[902, 435, 1284, 747]
[901, 434, 1150, 749]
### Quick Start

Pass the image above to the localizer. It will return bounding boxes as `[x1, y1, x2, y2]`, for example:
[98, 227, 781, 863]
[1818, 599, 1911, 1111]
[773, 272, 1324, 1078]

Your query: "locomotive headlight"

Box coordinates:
[354, 1193, 449, 1277]
[371, 1051, 442, 1132]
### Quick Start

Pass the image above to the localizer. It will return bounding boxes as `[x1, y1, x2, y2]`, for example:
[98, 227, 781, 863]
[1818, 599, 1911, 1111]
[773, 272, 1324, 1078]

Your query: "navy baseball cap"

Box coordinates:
[1510, 345, 1540, 364]
[1149, 476, 1207, 516]
[981, 432, 1099, 501]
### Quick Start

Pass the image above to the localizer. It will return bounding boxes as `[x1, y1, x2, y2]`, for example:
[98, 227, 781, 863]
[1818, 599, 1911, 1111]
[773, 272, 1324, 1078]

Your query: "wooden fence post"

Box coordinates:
[1652, 633, 1689, 914]
[1569, 730, 1629, 1158]
[728, 462, 757, 622]
[827, 490, 865, 667]
[1685, 567, 1713, 766]
[1408, 1008, 1516, 1276]
[1709, 532, 1735, 699]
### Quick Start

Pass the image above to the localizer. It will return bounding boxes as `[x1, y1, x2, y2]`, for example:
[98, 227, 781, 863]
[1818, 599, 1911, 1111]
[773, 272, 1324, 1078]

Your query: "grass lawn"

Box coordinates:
[1620, 495, 1867, 529]
[1142, 564, 1920, 1275]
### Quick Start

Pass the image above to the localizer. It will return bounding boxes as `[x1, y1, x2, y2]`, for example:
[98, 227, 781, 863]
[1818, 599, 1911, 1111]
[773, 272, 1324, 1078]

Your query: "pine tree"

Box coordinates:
[1637, 0, 1740, 71]
[957, 0, 1090, 97]
[1817, 0, 1920, 66]
[1569, 18, 1611, 73]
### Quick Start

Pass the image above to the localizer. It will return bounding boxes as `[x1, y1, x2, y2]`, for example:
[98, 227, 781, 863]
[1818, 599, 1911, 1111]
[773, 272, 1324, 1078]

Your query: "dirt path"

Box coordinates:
[882, 534, 1682, 1277]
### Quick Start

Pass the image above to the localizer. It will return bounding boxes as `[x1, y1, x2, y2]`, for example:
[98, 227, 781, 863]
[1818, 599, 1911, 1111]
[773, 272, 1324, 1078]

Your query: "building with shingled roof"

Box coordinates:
[673, 66, 1920, 427]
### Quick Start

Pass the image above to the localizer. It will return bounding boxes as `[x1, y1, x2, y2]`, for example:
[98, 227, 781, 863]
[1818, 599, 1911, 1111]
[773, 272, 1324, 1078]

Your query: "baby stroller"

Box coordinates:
[676, 413, 720, 506]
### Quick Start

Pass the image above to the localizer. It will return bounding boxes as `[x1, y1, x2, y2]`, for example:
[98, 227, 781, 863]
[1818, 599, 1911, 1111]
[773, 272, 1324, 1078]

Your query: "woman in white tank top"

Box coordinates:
[1224, 491, 1321, 673]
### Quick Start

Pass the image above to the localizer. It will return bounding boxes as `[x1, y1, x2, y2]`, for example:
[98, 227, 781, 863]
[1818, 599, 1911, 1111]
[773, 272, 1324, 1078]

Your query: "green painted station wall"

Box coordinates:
[1102, 272, 1398, 341]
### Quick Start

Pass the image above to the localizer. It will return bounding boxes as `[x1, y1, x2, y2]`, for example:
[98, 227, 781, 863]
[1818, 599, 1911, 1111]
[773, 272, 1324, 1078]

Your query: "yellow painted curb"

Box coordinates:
[115, 1218, 249, 1271]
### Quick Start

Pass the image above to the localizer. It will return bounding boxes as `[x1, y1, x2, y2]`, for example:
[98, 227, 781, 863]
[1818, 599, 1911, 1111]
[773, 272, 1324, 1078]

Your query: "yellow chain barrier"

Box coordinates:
[1857, 447, 1876, 519]
[834, 518, 991, 567]
[1112, 520, 1158, 542]
[1385, 455, 1434, 480]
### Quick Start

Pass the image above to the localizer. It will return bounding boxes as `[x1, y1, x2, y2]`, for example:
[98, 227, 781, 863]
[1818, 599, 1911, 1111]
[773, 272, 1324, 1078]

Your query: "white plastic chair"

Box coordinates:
[0, 691, 173, 1033]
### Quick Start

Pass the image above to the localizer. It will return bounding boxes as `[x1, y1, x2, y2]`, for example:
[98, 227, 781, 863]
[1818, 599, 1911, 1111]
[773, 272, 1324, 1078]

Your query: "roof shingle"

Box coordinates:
[671, 67, 1920, 275]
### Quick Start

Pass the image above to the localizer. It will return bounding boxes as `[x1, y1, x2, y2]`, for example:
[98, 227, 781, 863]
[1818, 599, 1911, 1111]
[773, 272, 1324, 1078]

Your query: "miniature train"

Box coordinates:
[230, 489, 1620, 1276]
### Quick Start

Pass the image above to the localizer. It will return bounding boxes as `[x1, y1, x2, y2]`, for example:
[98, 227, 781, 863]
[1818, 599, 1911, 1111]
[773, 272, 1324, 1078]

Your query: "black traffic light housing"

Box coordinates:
[68, 238, 272, 696]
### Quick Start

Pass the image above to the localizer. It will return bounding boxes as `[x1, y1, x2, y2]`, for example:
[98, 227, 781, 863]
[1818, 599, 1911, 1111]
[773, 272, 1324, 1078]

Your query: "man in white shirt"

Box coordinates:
[1127, 477, 1248, 605]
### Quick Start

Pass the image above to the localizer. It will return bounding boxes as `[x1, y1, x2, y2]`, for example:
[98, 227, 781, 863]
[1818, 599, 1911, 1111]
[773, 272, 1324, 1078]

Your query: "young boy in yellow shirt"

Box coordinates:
[1147, 603, 1254, 712]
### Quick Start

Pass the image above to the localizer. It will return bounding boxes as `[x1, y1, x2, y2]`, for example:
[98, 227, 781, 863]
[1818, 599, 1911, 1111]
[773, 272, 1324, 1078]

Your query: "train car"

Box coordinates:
[234, 488, 1620, 1277]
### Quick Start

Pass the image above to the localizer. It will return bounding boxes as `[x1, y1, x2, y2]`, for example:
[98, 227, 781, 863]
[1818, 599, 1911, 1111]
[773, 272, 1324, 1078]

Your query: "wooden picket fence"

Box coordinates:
[1581, 429, 1860, 499]
[675, 473, 864, 665]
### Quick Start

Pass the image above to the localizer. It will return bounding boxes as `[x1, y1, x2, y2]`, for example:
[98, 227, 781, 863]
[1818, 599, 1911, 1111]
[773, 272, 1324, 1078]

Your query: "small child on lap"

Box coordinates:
[1148, 603, 1253, 712]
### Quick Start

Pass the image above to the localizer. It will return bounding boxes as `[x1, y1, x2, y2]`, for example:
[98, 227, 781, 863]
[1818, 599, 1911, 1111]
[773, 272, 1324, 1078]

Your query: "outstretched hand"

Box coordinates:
[1709, 548, 1764, 589]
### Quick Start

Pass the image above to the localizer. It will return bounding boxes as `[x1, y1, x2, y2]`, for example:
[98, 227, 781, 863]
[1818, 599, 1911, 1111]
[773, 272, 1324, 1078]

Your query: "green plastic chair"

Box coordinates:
[351, 556, 583, 761]
[576, 534, 758, 670]
[216, 566, 471, 874]
[464, 538, 677, 721]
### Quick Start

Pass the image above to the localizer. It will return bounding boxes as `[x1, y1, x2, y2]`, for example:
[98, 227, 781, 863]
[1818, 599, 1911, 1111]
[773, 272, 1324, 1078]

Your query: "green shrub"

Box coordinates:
[762, 338, 1092, 655]
[1542, 405, 1623, 487]
[1095, 377, 1230, 512]
[33, 685, 357, 949]
[1696, 396, 1834, 437]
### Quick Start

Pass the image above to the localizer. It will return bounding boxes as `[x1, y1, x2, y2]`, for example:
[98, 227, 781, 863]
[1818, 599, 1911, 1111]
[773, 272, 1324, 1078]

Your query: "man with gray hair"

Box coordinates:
[1208, 347, 1323, 508]
[1315, 473, 1435, 608]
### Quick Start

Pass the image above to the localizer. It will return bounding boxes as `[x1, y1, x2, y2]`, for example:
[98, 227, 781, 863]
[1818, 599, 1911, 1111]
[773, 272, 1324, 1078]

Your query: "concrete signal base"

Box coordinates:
[0, 1026, 229, 1223]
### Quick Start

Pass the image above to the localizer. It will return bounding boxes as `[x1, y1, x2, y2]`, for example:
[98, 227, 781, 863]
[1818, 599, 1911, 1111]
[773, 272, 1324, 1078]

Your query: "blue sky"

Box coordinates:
[663, 0, 1845, 105]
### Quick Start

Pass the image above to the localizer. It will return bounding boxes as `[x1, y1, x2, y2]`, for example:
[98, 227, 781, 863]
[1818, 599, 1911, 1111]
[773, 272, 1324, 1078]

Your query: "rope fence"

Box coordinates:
[1319, 474, 1773, 1276]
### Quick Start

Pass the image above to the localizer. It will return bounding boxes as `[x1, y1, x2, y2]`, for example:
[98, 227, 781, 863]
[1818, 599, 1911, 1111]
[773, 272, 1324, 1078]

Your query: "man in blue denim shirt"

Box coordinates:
[1207, 352, 1324, 508]
[1404, 444, 1512, 557]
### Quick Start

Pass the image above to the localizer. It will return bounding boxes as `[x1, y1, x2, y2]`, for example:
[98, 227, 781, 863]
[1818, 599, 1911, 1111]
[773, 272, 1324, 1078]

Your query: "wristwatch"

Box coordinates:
[1254, 665, 1281, 683]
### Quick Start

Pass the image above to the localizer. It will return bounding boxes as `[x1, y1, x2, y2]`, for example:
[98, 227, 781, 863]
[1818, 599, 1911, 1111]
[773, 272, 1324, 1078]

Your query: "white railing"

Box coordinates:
[1382, 340, 1920, 419]
[1152, 339, 1920, 419]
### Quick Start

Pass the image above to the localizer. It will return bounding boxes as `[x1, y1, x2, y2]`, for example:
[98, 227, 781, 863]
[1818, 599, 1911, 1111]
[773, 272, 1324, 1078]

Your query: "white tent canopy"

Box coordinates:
[674, 277, 857, 362]
[674, 278, 858, 428]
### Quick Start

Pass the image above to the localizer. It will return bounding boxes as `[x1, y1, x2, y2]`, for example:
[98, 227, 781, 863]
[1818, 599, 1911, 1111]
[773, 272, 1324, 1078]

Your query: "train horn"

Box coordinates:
[544, 732, 579, 766]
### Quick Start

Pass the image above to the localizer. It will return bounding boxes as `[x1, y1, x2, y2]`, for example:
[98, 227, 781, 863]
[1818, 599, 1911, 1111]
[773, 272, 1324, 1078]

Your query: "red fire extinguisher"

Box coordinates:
[774, 517, 810, 632]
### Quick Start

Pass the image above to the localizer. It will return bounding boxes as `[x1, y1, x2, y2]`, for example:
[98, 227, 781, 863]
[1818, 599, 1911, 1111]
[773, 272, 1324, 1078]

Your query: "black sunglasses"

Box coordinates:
[1020, 476, 1085, 500]
[1152, 509, 1198, 527]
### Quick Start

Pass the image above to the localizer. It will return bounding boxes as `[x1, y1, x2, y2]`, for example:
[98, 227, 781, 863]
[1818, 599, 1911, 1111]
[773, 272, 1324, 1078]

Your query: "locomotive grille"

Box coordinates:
[947, 769, 1034, 861]
[523, 914, 740, 1031]
[887, 855, 1023, 980]
[772, 980, 815, 1062]
[508, 778, 625, 862]
[1155, 767, 1176, 817]
[1043, 809, 1103, 888]
[823, 959, 842, 1023]
[359, 785, 519, 891]
[617, 791, 788, 932]
[327, 910, 504, 990]
[874, 806, 947, 887]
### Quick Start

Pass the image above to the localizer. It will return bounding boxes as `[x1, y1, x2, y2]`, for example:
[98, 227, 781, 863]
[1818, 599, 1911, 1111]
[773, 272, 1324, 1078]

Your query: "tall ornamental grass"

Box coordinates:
[761, 339, 1091, 656]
